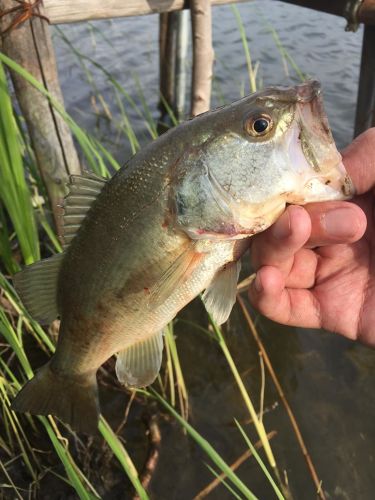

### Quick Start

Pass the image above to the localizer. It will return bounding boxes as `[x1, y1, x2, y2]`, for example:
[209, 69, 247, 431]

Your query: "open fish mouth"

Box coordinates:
[295, 79, 321, 103]
[299, 162, 354, 202]
[256, 79, 322, 106]
[286, 83, 355, 203]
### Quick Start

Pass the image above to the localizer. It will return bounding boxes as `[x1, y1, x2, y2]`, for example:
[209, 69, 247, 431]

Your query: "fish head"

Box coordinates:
[173, 80, 354, 239]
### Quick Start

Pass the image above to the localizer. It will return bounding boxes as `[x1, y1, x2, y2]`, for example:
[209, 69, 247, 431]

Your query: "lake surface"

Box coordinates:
[53, 2, 374, 498]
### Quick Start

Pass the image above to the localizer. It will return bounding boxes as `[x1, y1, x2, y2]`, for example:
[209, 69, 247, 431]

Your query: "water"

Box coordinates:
[54, 1, 363, 155]
[53, 2, 375, 498]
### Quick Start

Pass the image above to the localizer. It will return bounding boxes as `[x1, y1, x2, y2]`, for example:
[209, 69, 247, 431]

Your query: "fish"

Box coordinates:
[11, 80, 354, 433]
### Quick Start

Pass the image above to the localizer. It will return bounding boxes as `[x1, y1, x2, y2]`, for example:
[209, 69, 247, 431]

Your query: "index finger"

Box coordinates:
[342, 127, 375, 194]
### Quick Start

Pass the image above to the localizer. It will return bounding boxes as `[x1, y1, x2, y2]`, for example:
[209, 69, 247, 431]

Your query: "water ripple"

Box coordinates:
[54, 0, 363, 154]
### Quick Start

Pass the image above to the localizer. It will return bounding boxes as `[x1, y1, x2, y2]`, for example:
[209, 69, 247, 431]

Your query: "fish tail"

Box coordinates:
[11, 362, 100, 434]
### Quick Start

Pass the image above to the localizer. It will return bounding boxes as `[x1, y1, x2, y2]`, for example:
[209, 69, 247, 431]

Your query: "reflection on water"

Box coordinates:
[54, 2, 374, 498]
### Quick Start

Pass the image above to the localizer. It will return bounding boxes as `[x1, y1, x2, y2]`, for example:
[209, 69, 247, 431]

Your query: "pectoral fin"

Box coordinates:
[202, 260, 241, 325]
[148, 241, 203, 308]
[115, 331, 164, 388]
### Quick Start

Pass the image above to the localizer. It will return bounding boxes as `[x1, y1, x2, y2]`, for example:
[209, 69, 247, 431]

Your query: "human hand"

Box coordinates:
[248, 128, 375, 346]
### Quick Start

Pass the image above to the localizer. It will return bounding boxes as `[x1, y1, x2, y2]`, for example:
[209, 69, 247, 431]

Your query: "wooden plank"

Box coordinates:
[0, 0, 81, 232]
[43, 0, 248, 24]
[354, 25, 375, 136]
[43, 0, 375, 25]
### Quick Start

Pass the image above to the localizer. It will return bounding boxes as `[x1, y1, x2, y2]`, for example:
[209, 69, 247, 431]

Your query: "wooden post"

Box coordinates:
[158, 12, 177, 127]
[174, 9, 189, 120]
[0, 0, 81, 233]
[354, 25, 375, 136]
[159, 10, 189, 123]
[190, 0, 214, 116]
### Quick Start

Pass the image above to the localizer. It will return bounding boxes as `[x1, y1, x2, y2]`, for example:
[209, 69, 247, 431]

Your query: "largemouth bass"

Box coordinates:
[12, 80, 354, 433]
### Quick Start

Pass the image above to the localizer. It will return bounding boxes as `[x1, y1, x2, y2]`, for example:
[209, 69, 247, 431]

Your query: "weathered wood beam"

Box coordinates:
[42, 0, 375, 25]
[190, 0, 214, 116]
[354, 25, 375, 136]
[0, 0, 81, 232]
[43, 0, 248, 24]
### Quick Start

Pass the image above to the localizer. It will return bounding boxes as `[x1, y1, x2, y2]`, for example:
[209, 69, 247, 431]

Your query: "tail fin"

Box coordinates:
[12, 362, 100, 434]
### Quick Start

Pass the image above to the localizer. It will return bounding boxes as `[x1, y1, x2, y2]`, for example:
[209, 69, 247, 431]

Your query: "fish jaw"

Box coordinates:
[289, 160, 354, 204]
[283, 86, 355, 204]
[271, 120, 354, 206]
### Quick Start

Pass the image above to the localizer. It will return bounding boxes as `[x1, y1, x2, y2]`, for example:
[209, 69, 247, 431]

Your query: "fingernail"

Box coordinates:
[271, 210, 291, 240]
[254, 273, 263, 293]
[323, 208, 358, 238]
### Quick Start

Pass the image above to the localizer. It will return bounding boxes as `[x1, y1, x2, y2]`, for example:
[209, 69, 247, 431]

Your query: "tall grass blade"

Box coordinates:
[164, 322, 188, 419]
[204, 463, 243, 500]
[235, 420, 284, 500]
[149, 388, 258, 500]
[232, 6, 257, 93]
[0, 53, 112, 177]
[0, 61, 40, 267]
[99, 417, 149, 500]
[43, 417, 99, 499]
[206, 312, 276, 469]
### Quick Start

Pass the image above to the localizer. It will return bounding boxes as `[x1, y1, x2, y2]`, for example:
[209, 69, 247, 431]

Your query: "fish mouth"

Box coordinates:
[256, 79, 322, 105]
[292, 85, 355, 201]
[299, 161, 355, 202]
[281, 95, 355, 205]
[295, 80, 321, 103]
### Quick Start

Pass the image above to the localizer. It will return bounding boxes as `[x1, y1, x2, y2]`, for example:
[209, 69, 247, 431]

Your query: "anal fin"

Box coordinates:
[202, 260, 241, 325]
[115, 331, 164, 388]
[13, 253, 63, 324]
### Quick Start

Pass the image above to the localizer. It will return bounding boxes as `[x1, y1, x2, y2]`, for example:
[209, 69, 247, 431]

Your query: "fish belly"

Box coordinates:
[51, 238, 236, 377]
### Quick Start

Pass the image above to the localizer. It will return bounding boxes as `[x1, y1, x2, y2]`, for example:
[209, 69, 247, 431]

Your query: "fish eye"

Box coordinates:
[245, 114, 273, 137]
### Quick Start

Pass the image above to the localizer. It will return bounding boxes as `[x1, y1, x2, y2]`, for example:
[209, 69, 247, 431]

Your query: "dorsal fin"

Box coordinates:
[60, 172, 107, 248]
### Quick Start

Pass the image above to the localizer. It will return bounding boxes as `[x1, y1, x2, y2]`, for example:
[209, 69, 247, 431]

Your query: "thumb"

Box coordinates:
[304, 201, 367, 247]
